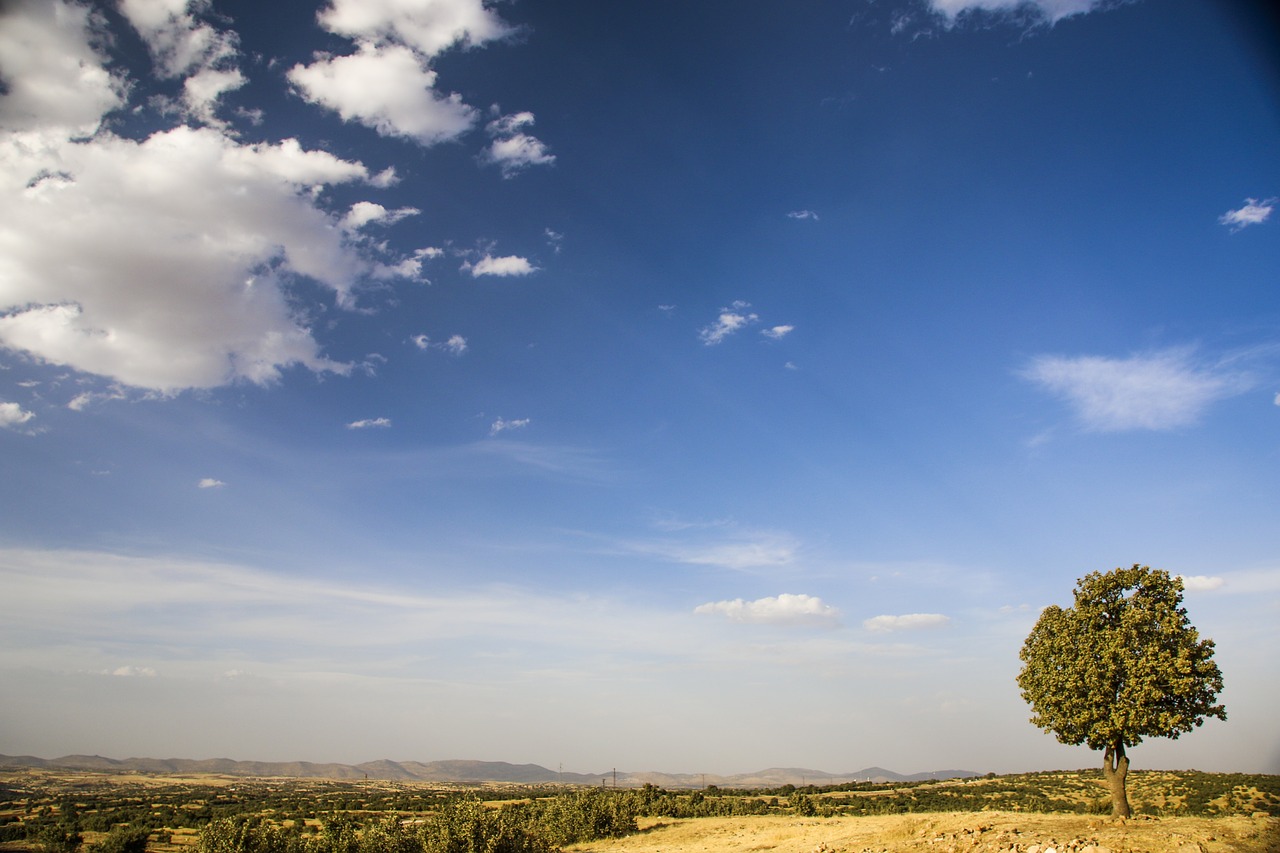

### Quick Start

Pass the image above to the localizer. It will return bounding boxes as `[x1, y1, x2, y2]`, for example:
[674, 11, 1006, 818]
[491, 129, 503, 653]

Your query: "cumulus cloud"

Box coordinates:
[699, 302, 759, 345]
[197, 478, 226, 489]
[289, 43, 476, 145]
[489, 416, 530, 436]
[290, 0, 515, 147]
[465, 254, 537, 277]
[0, 4, 440, 394]
[341, 201, 421, 230]
[0, 126, 398, 391]
[483, 111, 555, 177]
[762, 325, 795, 340]
[118, 0, 244, 123]
[1219, 197, 1275, 232]
[0, 0, 127, 135]
[0, 401, 35, 429]
[695, 593, 840, 626]
[316, 0, 512, 57]
[863, 613, 950, 632]
[348, 417, 392, 429]
[1021, 349, 1248, 431]
[1178, 574, 1225, 592]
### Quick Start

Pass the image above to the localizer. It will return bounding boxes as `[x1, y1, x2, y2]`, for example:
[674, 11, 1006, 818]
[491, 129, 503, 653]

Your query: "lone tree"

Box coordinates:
[1016, 565, 1225, 818]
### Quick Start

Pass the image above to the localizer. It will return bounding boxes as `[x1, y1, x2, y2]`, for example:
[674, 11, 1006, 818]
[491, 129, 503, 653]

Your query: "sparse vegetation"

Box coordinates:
[0, 768, 1275, 853]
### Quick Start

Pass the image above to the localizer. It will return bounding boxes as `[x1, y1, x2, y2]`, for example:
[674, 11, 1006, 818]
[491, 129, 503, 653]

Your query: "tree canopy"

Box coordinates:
[1016, 565, 1225, 817]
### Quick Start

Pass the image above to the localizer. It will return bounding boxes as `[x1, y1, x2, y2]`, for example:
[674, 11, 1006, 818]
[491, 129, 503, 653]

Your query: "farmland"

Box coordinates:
[0, 768, 1275, 853]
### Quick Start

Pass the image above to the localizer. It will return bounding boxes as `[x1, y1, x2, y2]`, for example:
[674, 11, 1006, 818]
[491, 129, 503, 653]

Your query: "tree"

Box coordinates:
[1016, 565, 1226, 818]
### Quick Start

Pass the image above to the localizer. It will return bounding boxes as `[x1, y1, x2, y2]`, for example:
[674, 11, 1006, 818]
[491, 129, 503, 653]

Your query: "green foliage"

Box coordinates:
[92, 826, 151, 853]
[1017, 565, 1226, 753]
[35, 822, 84, 853]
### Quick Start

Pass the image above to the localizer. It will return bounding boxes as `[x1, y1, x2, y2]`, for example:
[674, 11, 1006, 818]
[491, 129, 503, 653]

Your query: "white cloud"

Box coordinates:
[0, 0, 127, 135]
[1219, 197, 1275, 232]
[762, 325, 794, 340]
[289, 43, 476, 145]
[695, 593, 840, 627]
[489, 416, 530, 436]
[0, 0, 432, 399]
[625, 528, 799, 572]
[1021, 349, 1247, 431]
[412, 333, 467, 354]
[1178, 574, 1225, 592]
[110, 665, 158, 677]
[347, 417, 391, 429]
[466, 254, 536, 277]
[786, 210, 819, 220]
[0, 401, 35, 429]
[927, 0, 1109, 25]
[341, 201, 421, 230]
[483, 111, 555, 177]
[197, 478, 226, 489]
[699, 302, 759, 345]
[118, 0, 243, 123]
[316, 0, 512, 58]
[863, 613, 951, 632]
[119, 0, 236, 78]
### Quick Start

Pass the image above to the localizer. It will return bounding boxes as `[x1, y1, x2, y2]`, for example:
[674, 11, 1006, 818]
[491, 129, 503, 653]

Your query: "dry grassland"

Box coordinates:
[566, 812, 1280, 853]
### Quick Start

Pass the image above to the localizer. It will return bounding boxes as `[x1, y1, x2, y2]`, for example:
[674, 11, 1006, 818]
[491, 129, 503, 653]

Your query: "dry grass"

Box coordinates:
[566, 812, 1279, 853]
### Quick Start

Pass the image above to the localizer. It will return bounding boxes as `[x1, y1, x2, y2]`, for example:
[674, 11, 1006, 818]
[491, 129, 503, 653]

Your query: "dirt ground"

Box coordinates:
[566, 812, 1279, 853]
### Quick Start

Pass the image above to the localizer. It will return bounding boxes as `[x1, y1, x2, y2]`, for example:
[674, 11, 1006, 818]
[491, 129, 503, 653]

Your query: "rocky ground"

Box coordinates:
[566, 812, 1279, 853]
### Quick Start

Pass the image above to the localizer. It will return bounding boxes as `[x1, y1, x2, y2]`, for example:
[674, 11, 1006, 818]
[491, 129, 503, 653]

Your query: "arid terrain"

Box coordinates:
[568, 813, 1279, 853]
[2, 766, 1277, 853]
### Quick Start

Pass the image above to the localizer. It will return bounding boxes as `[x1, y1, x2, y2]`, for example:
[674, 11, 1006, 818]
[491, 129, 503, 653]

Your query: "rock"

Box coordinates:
[1175, 844, 1205, 853]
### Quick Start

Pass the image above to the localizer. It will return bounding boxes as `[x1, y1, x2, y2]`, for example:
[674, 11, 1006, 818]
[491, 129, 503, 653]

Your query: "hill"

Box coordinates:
[0, 754, 976, 787]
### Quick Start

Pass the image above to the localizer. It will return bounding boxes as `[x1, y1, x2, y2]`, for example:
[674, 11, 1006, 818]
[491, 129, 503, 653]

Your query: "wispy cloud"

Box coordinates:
[1219, 197, 1275, 232]
[483, 111, 555, 177]
[110, 665, 158, 677]
[762, 325, 795, 340]
[1021, 349, 1249, 431]
[347, 417, 391, 429]
[786, 210, 819, 221]
[489, 417, 530, 436]
[197, 478, 226, 489]
[926, 0, 1111, 26]
[622, 526, 799, 572]
[412, 334, 468, 355]
[863, 613, 950, 632]
[699, 301, 759, 345]
[695, 593, 840, 626]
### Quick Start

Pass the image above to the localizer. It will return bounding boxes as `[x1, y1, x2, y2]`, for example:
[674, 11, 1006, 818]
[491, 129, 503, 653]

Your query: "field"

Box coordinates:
[1, 768, 1276, 853]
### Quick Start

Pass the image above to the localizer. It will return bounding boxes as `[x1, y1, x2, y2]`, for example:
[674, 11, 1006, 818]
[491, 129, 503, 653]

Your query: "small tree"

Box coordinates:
[1016, 565, 1226, 818]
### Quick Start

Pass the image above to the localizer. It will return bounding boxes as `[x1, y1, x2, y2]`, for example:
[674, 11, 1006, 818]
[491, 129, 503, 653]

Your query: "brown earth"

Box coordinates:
[565, 812, 1279, 853]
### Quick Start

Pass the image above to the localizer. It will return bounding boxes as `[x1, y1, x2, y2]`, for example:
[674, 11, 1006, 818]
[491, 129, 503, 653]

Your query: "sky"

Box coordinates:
[1, 0, 1278, 778]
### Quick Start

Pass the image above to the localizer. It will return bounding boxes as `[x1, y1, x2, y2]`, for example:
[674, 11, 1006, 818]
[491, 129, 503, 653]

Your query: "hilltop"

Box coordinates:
[0, 754, 976, 787]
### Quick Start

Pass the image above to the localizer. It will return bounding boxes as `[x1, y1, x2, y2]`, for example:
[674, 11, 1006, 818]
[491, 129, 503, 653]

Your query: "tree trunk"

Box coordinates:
[1102, 742, 1131, 819]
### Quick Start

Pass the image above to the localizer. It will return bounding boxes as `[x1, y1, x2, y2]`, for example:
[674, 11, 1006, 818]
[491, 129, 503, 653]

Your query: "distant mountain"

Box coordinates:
[0, 754, 978, 788]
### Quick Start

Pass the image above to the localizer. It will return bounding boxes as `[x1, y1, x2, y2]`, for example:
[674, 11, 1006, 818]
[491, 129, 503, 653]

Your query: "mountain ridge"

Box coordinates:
[0, 754, 979, 787]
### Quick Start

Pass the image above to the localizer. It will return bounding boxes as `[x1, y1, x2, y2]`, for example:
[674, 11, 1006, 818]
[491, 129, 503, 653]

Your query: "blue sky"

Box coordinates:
[1, 0, 1278, 776]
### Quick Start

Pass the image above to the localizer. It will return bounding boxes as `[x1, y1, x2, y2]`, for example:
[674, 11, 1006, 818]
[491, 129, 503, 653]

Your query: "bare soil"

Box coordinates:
[566, 812, 1279, 853]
